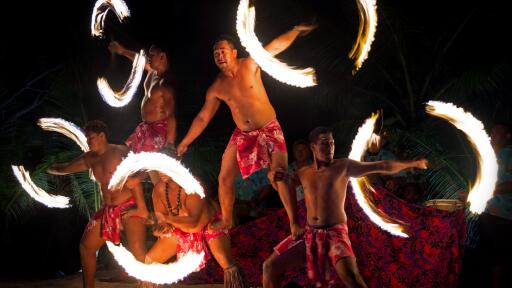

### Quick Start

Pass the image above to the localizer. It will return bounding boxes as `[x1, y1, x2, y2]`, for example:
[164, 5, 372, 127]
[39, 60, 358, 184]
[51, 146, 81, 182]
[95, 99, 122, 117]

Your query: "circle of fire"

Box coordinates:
[348, 113, 408, 237]
[106, 152, 206, 283]
[11, 165, 71, 208]
[107, 242, 205, 284]
[349, 0, 378, 73]
[236, 0, 317, 88]
[350, 101, 498, 237]
[91, 0, 130, 38]
[97, 50, 146, 107]
[11, 118, 90, 208]
[425, 101, 497, 214]
[108, 152, 205, 197]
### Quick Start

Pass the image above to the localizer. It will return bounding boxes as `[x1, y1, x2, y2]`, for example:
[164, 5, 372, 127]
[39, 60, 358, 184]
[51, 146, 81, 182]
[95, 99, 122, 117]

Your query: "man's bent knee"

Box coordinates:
[218, 175, 233, 187]
[79, 243, 95, 257]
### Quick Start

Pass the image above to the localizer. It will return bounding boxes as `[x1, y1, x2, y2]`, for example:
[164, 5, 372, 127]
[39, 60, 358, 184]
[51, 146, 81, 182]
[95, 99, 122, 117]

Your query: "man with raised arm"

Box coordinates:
[263, 127, 428, 288]
[177, 24, 317, 233]
[109, 41, 177, 156]
[47, 120, 147, 288]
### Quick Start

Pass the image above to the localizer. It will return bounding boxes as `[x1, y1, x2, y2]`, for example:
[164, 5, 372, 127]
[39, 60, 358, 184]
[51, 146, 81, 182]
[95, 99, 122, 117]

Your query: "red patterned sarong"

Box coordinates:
[86, 197, 137, 244]
[226, 119, 287, 179]
[125, 120, 167, 153]
[305, 223, 355, 287]
[162, 213, 228, 270]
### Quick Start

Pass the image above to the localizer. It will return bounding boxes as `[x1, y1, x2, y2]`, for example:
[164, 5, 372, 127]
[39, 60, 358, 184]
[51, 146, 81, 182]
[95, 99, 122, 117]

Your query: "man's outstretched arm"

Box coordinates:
[264, 23, 318, 56]
[346, 158, 428, 179]
[47, 154, 90, 175]
[177, 89, 221, 156]
[109, 41, 152, 71]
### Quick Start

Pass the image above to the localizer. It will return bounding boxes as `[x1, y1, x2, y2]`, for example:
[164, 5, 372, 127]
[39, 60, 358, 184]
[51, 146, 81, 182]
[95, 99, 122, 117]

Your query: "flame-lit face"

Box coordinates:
[86, 132, 105, 152]
[213, 41, 237, 70]
[311, 133, 335, 163]
[293, 143, 311, 163]
[148, 46, 166, 71]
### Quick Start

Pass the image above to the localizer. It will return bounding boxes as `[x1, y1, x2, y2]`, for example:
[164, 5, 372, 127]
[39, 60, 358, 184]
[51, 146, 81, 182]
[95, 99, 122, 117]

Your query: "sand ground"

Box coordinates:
[0, 269, 223, 288]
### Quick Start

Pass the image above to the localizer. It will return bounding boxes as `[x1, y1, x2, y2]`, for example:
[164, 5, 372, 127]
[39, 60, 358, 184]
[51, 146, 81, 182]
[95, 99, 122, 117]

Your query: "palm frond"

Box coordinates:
[388, 128, 469, 201]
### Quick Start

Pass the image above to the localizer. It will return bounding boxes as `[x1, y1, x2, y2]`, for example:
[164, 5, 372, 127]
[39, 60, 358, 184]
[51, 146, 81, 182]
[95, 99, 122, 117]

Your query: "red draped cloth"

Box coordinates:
[182, 186, 465, 287]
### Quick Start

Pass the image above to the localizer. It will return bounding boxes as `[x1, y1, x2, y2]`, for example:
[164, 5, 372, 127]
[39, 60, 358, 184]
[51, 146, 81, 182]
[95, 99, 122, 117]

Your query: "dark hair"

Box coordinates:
[212, 35, 237, 50]
[149, 41, 170, 56]
[148, 43, 177, 87]
[308, 126, 332, 143]
[84, 120, 108, 137]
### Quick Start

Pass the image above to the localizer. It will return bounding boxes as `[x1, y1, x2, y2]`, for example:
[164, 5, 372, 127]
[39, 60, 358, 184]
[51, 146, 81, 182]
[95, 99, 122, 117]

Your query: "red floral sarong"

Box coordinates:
[305, 223, 355, 287]
[182, 187, 466, 287]
[125, 120, 167, 153]
[226, 119, 287, 179]
[86, 197, 137, 244]
[162, 213, 228, 270]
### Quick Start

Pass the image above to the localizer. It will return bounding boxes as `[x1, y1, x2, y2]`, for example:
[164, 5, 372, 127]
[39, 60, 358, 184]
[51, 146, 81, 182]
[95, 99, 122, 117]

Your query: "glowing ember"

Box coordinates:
[348, 113, 408, 237]
[108, 152, 205, 198]
[11, 165, 71, 208]
[236, 0, 316, 88]
[97, 50, 146, 107]
[91, 0, 130, 38]
[348, 0, 378, 73]
[426, 101, 498, 214]
[106, 242, 204, 284]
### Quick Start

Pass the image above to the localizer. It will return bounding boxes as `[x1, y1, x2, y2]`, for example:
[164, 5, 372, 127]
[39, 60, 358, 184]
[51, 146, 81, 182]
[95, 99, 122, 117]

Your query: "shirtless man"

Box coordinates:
[47, 120, 148, 288]
[146, 173, 246, 287]
[109, 41, 176, 155]
[263, 127, 428, 288]
[177, 24, 317, 232]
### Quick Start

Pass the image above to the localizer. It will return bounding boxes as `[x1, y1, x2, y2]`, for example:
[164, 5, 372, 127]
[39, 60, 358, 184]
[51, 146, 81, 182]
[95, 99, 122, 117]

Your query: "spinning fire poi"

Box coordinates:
[11, 118, 90, 208]
[426, 100, 498, 214]
[349, 0, 378, 73]
[97, 50, 146, 108]
[236, 0, 317, 88]
[106, 152, 245, 286]
[346, 101, 498, 238]
[91, 0, 130, 38]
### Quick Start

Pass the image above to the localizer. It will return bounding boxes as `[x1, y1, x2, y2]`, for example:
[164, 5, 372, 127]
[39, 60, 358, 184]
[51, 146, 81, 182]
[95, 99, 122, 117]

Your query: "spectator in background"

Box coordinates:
[477, 123, 512, 288]
[288, 139, 312, 201]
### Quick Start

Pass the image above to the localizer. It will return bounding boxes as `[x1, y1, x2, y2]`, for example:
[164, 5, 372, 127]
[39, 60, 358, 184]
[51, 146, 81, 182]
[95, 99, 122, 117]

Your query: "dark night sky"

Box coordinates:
[0, 0, 511, 279]
[3, 0, 509, 149]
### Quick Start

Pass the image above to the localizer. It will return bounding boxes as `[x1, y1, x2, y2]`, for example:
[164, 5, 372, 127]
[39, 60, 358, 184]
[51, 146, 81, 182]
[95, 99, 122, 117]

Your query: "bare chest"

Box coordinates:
[89, 153, 120, 186]
[215, 71, 263, 104]
[301, 169, 345, 198]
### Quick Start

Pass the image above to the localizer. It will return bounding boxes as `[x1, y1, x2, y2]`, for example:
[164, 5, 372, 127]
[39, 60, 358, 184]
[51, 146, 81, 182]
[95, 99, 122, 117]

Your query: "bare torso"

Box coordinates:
[154, 180, 215, 233]
[141, 70, 174, 123]
[211, 58, 276, 131]
[298, 159, 351, 226]
[85, 144, 133, 206]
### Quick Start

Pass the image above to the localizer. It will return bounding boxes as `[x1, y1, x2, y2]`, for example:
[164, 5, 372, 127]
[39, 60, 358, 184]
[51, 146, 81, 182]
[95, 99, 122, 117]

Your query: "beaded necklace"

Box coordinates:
[165, 182, 182, 216]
